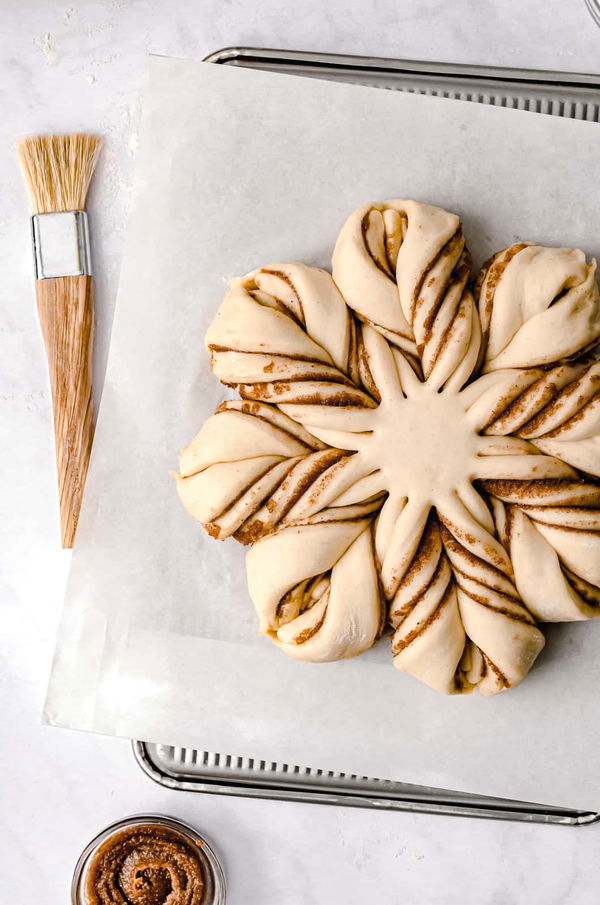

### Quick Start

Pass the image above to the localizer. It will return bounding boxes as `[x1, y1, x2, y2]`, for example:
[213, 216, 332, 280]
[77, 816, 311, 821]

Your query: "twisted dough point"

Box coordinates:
[476, 243, 600, 371]
[175, 400, 385, 544]
[332, 200, 481, 391]
[246, 514, 384, 661]
[390, 511, 545, 696]
[483, 361, 600, 477]
[484, 479, 600, 622]
[474, 361, 600, 478]
[516, 361, 600, 478]
[205, 263, 375, 408]
[390, 516, 466, 694]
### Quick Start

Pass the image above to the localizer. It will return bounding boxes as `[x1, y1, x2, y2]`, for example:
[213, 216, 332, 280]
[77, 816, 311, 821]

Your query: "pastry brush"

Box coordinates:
[16, 133, 102, 548]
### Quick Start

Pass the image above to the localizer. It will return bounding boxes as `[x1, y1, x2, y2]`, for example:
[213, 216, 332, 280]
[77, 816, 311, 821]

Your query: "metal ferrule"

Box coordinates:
[31, 210, 92, 280]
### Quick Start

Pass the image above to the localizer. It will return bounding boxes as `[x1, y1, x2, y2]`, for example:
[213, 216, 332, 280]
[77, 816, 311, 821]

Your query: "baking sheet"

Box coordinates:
[207, 46, 600, 116]
[45, 55, 600, 810]
[133, 742, 600, 825]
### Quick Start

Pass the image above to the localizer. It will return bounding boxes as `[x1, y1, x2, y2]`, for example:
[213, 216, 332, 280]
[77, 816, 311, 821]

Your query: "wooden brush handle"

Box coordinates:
[36, 275, 94, 548]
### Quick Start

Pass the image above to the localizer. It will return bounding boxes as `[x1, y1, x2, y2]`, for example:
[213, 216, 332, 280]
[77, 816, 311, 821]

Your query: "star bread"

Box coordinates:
[176, 200, 600, 696]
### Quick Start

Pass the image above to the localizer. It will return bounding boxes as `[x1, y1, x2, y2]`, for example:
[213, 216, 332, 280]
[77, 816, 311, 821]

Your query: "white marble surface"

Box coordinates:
[2, 1, 600, 902]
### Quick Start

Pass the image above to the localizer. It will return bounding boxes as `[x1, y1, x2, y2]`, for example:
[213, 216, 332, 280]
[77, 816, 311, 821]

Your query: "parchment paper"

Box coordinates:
[45, 56, 600, 809]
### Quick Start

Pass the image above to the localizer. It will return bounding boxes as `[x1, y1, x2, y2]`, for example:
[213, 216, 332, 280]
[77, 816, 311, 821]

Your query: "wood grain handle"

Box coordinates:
[36, 275, 94, 548]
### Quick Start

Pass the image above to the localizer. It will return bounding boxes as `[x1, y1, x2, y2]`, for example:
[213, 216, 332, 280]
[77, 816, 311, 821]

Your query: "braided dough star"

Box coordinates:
[176, 200, 600, 696]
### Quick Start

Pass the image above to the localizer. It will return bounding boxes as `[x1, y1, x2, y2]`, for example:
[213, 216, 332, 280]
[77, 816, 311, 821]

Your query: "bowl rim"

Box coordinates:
[70, 813, 226, 905]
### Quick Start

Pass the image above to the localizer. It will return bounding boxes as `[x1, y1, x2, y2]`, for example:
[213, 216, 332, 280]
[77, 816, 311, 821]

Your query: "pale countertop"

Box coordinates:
[2, 2, 600, 903]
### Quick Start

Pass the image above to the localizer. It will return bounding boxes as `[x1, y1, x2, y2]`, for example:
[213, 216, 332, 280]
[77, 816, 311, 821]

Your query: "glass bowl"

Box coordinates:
[71, 814, 226, 905]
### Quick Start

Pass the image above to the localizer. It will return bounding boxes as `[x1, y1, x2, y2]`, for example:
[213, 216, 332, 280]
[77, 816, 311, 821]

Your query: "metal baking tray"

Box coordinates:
[134, 742, 599, 826]
[204, 46, 600, 119]
[133, 48, 600, 825]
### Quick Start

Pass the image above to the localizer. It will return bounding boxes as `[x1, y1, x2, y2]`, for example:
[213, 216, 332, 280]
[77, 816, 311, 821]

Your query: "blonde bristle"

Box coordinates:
[16, 133, 102, 214]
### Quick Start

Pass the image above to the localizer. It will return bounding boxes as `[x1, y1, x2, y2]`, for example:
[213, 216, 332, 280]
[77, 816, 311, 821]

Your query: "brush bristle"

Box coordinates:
[16, 133, 102, 214]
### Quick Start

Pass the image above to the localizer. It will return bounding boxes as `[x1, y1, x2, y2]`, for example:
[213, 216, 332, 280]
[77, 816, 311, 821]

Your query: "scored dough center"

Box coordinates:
[353, 387, 478, 503]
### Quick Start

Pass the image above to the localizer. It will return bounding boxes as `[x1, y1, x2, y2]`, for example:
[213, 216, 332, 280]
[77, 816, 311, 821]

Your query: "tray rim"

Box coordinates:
[203, 45, 600, 90]
[133, 742, 600, 827]
[147, 46, 600, 826]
